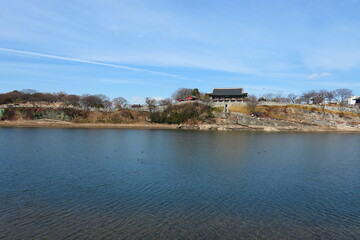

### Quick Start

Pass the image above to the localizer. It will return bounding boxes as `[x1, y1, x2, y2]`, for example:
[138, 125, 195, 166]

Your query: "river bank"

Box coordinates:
[1, 119, 360, 132]
[1, 103, 360, 132]
[0, 120, 178, 130]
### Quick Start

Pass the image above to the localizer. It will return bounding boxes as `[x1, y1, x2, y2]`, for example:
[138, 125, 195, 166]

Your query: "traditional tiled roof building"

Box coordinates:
[207, 88, 248, 102]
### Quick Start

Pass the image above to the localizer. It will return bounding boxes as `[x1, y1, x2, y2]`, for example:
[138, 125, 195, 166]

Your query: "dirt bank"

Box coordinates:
[0, 120, 178, 130]
[1, 119, 360, 132]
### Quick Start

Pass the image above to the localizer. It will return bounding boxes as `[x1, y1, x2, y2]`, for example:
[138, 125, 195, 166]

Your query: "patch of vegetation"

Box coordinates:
[212, 107, 225, 113]
[1, 108, 16, 120]
[0, 106, 144, 124]
[228, 105, 250, 114]
[150, 102, 214, 124]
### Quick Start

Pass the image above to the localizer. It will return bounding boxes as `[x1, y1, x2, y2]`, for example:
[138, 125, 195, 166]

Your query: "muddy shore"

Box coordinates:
[1, 120, 359, 133]
[0, 120, 178, 130]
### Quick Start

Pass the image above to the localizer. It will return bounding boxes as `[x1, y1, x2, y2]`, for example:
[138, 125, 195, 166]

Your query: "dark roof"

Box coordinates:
[208, 88, 246, 96]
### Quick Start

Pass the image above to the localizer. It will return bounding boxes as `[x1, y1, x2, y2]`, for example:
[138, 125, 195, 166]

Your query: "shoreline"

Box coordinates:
[1, 120, 360, 133]
[0, 120, 178, 130]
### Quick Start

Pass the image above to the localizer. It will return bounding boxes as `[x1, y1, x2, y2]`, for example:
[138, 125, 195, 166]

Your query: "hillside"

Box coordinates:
[1, 103, 360, 132]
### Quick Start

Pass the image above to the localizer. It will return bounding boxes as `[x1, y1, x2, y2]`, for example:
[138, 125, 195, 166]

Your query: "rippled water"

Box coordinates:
[1, 128, 360, 239]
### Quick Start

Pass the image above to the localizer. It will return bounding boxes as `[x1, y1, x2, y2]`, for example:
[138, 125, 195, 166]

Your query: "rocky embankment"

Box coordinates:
[1, 104, 360, 132]
[179, 109, 360, 132]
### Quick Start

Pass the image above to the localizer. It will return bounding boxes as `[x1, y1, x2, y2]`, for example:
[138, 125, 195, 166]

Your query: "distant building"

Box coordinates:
[185, 96, 197, 101]
[354, 97, 360, 105]
[348, 96, 360, 105]
[177, 96, 197, 102]
[130, 104, 142, 108]
[207, 88, 248, 102]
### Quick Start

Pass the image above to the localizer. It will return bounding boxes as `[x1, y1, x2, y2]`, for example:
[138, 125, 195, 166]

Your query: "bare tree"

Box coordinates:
[42, 93, 57, 103]
[261, 93, 275, 102]
[300, 90, 317, 104]
[56, 91, 67, 102]
[20, 89, 37, 102]
[273, 92, 284, 102]
[246, 95, 259, 115]
[158, 98, 172, 107]
[112, 97, 128, 109]
[81, 94, 97, 109]
[97, 94, 112, 109]
[62, 94, 80, 106]
[145, 97, 157, 112]
[324, 90, 335, 104]
[287, 93, 298, 103]
[3, 90, 22, 103]
[21, 89, 37, 95]
[103, 100, 112, 109]
[334, 88, 353, 105]
[81, 94, 109, 109]
[312, 90, 326, 105]
[96, 94, 110, 103]
[171, 88, 193, 100]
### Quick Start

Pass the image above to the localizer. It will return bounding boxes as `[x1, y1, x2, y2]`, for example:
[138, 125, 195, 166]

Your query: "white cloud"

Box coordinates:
[0, 48, 183, 78]
[153, 96, 164, 101]
[307, 72, 331, 79]
[131, 96, 144, 104]
[130, 96, 164, 104]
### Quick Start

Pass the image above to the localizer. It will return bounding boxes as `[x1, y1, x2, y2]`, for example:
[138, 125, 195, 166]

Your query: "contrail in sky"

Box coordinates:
[0, 48, 183, 78]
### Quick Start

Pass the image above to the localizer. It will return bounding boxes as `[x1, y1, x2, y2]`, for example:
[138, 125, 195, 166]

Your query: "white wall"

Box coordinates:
[348, 96, 360, 105]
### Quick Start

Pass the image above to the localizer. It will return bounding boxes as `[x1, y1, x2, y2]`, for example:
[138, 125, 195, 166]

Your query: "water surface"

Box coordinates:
[1, 128, 360, 239]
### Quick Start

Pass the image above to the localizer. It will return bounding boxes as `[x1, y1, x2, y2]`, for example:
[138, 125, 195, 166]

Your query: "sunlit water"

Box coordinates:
[1, 128, 360, 239]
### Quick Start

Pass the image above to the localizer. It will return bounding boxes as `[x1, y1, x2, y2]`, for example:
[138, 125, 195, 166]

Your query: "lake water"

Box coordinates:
[1, 128, 360, 239]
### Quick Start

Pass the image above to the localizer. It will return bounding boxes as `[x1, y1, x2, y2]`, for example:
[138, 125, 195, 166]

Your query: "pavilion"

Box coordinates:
[207, 88, 248, 102]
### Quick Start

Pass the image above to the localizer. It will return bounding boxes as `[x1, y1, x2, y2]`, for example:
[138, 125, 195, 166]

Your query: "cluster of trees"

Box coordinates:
[246, 88, 355, 116]
[258, 88, 353, 105]
[0, 87, 208, 111]
[1, 87, 354, 114]
[0, 106, 140, 123]
[143, 88, 210, 112]
[0, 89, 130, 110]
[171, 88, 210, 102]
[0, 89, 65, 104]
[149, 102, 213, 124]
[141, 88, 213, 123]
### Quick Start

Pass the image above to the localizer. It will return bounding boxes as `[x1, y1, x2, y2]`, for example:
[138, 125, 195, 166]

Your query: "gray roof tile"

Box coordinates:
[209, 88, 247, 96]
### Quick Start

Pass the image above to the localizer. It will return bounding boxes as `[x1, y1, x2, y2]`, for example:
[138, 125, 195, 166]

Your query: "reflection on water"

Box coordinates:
[1, 128, 360, 239]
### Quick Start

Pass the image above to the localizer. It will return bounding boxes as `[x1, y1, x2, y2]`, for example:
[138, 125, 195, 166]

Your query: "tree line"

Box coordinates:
[0, 88, 209, 110]
[0, 88, 355, 111]
[0, 89, 130, 109]
[255, 88, 353, 105]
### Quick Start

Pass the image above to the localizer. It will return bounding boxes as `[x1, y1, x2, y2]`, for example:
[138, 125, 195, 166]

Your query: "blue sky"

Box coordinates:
[1, 0, 360, 103]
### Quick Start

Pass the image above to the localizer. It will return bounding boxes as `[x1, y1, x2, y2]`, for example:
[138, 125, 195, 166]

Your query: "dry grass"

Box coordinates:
[228, 105, 250, 114]
[228, 104, 360, 120]
[212, 107, 224, 113]
[325, 109, 360, 118]
[287, 104, 360, 118]
[287, 104, 322, 112]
